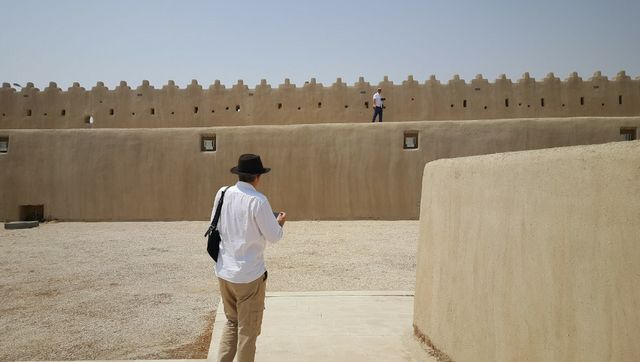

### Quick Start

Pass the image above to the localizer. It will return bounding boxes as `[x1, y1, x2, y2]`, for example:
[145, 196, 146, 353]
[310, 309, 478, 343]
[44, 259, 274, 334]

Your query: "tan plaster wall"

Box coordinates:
[1, 72, 638, 129]
[1, 117, 638, 221]
[414, 141, 640, 361]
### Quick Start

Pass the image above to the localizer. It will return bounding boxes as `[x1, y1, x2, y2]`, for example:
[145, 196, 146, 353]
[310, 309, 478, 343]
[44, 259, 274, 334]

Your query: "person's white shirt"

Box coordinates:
[210, 181, 283, 283]
[373, 92, 383, 107]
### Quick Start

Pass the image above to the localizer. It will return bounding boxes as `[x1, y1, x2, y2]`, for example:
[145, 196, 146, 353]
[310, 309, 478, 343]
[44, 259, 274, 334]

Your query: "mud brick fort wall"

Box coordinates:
[0, 71, 638, 221]
[1, 71, 638, 129]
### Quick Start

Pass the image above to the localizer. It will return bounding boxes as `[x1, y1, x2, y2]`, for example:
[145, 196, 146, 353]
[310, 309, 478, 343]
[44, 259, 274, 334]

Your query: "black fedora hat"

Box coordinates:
[230, 154, 271, 175]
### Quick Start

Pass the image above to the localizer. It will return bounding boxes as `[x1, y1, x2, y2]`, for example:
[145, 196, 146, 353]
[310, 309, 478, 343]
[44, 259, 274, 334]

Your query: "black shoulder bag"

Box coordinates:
[204, 187, 229, 262]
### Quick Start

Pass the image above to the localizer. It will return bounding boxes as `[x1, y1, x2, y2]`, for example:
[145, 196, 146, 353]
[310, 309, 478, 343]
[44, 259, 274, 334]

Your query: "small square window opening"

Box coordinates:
[403, 131, 419, 150]
[0, 136, 8, 153]
[201, 135, 217, 152]
[620, 127, 637, 141]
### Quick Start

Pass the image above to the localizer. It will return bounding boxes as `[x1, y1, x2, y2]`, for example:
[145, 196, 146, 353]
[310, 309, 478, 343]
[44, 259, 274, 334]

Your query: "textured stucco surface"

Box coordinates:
[1, 72, 638, 129]
[1, 117, 639, 221]
[414, 140, 640, 361]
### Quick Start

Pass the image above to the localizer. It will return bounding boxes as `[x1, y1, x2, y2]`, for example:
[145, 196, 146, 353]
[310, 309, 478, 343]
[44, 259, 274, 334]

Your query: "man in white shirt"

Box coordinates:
[211, 154, 286, 362]
[372, 87, 384, 122]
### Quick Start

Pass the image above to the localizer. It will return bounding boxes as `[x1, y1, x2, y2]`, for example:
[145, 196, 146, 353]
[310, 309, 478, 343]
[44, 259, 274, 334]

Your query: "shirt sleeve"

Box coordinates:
[210, 188, 223, 223]
[254, 198, 283, 244]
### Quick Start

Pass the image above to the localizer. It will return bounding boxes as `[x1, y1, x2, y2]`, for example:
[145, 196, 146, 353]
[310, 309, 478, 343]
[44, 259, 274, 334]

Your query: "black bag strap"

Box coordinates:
[205, 186, 230, 236]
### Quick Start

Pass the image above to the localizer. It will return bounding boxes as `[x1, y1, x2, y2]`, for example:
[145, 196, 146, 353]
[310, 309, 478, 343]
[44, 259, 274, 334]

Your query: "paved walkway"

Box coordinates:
[32, 292, 435, 362]
[208, 291, 435, 362]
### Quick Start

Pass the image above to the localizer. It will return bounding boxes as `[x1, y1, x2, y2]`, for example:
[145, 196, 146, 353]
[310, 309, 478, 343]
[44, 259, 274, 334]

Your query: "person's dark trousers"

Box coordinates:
[372, 106, 383, 122]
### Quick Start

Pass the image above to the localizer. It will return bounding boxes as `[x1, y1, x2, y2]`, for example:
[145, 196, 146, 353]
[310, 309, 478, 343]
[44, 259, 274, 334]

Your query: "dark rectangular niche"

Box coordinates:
[403, 131, 419, 150]
[620, 127, 637, 141]
[20, 204, 44, 221]
[0, 136, 8, 153]
[201, 135, 216, 152]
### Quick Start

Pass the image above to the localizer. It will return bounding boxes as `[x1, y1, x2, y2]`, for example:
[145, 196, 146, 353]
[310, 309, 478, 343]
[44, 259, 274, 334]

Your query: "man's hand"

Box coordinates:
[277, 212, 287, 227]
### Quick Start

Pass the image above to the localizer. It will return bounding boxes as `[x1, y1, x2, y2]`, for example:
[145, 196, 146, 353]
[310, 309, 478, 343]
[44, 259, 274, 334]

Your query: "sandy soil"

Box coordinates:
[0, 220, 418, 361]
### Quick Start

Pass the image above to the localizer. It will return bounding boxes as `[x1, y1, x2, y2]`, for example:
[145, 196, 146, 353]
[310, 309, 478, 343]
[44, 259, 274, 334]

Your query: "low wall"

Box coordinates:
[0, 117, 639, 221]
[414, 141, 640, 361]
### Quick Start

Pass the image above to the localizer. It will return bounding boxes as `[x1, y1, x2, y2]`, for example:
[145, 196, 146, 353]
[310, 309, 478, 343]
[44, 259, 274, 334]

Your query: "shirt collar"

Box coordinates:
[236, 181, 256, 192]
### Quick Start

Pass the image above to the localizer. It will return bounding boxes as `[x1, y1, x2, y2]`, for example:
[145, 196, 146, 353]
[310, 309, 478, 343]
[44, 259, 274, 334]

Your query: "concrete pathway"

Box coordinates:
[208, 291, 435, 362]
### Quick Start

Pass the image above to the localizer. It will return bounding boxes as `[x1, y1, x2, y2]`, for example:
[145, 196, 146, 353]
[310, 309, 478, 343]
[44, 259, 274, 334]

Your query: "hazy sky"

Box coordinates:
[1, 0, 638, 89]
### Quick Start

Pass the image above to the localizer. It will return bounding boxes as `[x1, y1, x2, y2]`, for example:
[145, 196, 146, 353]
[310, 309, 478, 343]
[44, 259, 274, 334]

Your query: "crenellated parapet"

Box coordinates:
[1, 71, 639, 129]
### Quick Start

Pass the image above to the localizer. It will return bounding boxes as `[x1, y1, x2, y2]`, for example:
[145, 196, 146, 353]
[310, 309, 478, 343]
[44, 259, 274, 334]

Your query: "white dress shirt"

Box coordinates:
[373, 92, 383, 107]
[210, 181, 283, 283]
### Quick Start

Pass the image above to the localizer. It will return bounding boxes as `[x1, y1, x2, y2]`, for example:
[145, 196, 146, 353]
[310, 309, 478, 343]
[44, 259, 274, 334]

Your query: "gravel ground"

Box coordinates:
[0, 221, 418, 361]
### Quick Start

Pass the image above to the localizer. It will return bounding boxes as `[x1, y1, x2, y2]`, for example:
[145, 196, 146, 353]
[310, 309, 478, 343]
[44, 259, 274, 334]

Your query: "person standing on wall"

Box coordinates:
[372, 87, 384, 122]
[211, 154, 286, 362]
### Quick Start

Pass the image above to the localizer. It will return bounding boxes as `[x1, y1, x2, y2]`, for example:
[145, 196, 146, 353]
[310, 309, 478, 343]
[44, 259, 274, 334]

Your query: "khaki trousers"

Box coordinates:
[217, 272, 267, 362]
